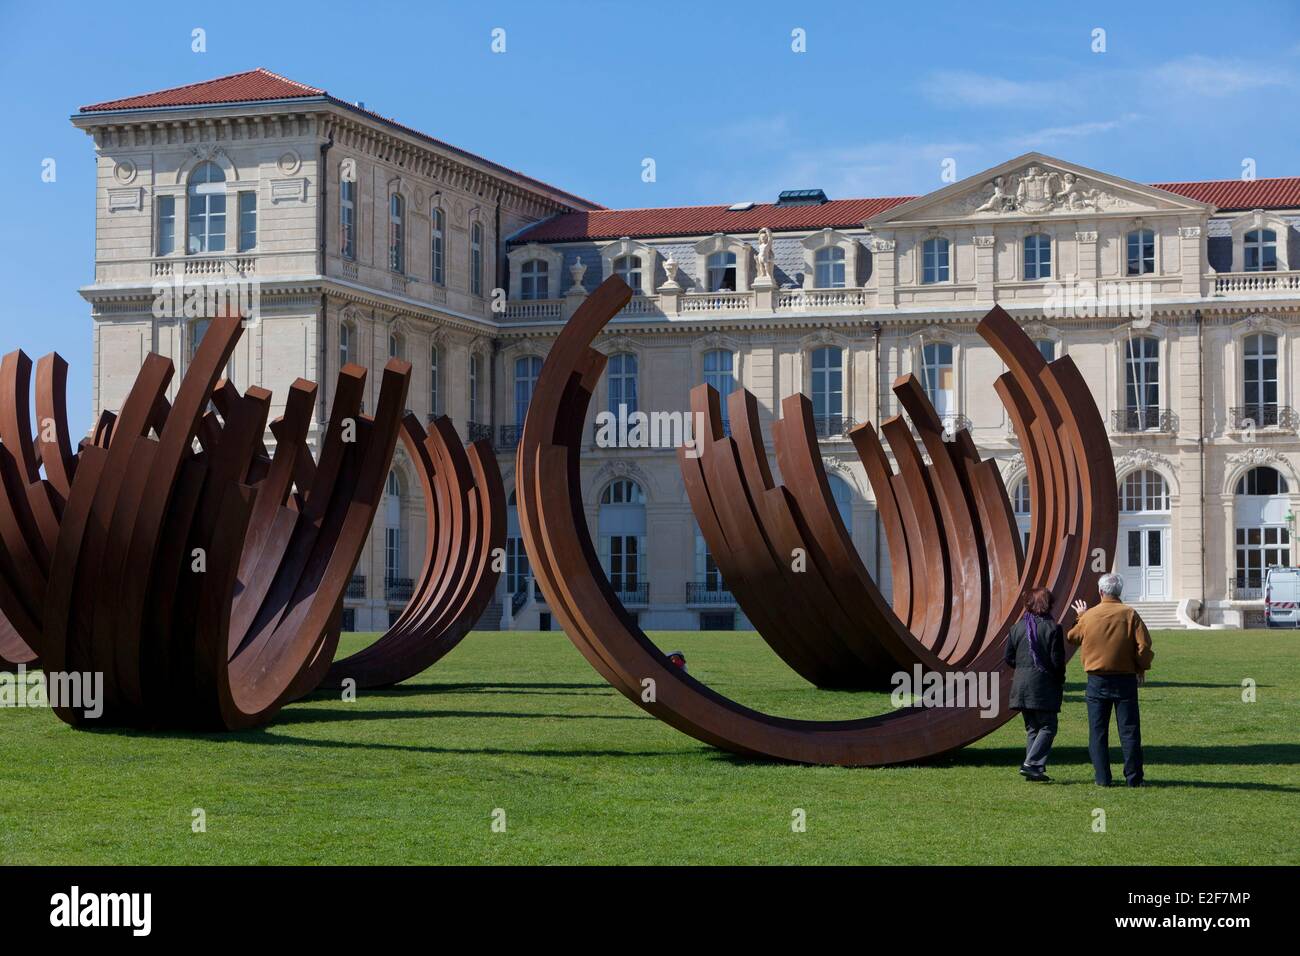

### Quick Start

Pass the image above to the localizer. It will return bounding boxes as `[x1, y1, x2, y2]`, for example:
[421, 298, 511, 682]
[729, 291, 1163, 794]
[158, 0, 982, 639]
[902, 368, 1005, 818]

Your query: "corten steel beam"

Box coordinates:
[515, 277, 1116, 766]
[323, 413, 505, 690]
[0, 315, 414, 729]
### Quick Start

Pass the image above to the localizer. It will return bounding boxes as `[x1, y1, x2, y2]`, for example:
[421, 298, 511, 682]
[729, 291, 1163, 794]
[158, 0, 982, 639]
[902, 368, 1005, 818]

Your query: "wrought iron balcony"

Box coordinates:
[467, 421, 494, 446]
[612, 583, 649, 606]
[1229, 405, 1299, 432]
[1229, 577, 1263, 601]
[498, 424, 523, 449]
[686, 581, 736, 605]
[346, 575, 366, 599]
[813, 415, 857, 440]
[385, 576, 414, 603]
[1111, 407, 1177, 434]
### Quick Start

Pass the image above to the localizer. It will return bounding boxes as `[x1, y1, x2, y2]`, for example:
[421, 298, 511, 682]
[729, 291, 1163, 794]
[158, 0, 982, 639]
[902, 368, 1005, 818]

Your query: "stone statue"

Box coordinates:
[975, 176, 1013, 213]
[755, 227, 776, 283]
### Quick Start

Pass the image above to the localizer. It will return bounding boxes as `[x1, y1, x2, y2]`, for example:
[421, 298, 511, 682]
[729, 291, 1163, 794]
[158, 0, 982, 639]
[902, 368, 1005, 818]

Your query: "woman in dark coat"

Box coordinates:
[1004, 587, 1066, 782]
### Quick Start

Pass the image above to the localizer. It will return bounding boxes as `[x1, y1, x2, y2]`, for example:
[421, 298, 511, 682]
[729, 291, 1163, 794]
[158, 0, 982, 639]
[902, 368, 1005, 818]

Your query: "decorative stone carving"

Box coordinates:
[569, 258, 588, 289]
[973, 234, 996, 248]
[277, 150, 302, 176]
[661, 254, 681, 290]
[1074, 231, 1099, 243]
[1115, 447, 1175, 480]
[1178, 226, 1202, 239]
[960, 165, 1138, 217]
[869, 238, 895, 253]
[112, 159, 137, 185]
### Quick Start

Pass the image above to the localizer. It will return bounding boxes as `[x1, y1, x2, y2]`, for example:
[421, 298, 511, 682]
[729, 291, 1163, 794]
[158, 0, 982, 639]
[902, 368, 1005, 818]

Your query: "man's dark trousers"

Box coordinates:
[1085, 673, 1144, 786]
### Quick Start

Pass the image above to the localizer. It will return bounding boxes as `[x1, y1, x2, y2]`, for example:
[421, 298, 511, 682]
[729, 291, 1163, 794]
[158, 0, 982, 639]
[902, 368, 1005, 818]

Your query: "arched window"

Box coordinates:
[388, 193, 405, 273]
[707, 251, 737, 292]
[814, 246, 846, 288]
[339, 171, 356, 260]
[339, 321, 354, 369]
[703, 349, 737, 428]
[1123, 336, 1160, 429]
[1024, 233, 1051, 280]
[613, 255, 642, 293]
[1235, 466, 1291, 595]
[514, 355, 542, 428]
[186, 161, 226, 254]
[388, 331, 403, 360]
[1126, 229, 1155, 275]
[1120, 470, 1170, 513]
[921, 237, 949, 284]
[430, 344, 440, 416]
[1012, 478, 1032, 515]
[921, 342, 955, 418]
[430, 208, 445, 284]
[598, 479, 646, 602]
[520, 259, 549, 300]
[827, 473, 853, 536]
[811, 346, 844, 434]
[1236, 466, 1288, 496]
[608, 352, 638, 415]
[470, 223, 484, 296]
[1243, 333, 1279, 426]
[1244, 229, 1278, 273]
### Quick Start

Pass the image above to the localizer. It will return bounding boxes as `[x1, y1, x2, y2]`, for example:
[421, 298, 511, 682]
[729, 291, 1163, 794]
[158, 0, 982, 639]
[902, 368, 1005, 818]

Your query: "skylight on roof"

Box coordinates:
[728, 201, 755, 211]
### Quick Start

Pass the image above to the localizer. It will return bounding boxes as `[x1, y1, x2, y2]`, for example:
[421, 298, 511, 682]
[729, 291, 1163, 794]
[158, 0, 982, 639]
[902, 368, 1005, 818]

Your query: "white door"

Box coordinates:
[1122, 525, 1168, 600]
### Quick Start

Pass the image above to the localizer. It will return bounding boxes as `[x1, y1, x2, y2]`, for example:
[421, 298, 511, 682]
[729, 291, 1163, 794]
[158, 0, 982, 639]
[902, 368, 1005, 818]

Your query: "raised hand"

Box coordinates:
[1071, 599, 1088, 616]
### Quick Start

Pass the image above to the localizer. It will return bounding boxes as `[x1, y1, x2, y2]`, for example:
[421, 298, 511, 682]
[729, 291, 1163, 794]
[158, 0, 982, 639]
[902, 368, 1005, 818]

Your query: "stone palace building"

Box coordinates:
[74, 69, 1300, 630]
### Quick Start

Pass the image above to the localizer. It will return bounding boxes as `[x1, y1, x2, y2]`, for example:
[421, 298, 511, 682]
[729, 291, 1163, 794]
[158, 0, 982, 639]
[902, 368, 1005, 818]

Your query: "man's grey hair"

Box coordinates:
[1098, 573, 1124, 598]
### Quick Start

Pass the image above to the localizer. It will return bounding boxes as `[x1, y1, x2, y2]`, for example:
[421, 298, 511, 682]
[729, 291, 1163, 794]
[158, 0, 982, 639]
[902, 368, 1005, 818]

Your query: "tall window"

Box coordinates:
[810, 346, 844, 427]
[921, 342, 955, 418]
[1126, 229, 1155, 275]
[1012, 478, 1032, 516]
[189, 318, 211, 361]
[388, 193, 405, 273]
[1035, 339, 1056, 362]
[339, 322, 353, 368]
[469, 353, 482, 421]
[703, 349, 737, 427]
[921, 237, 949, 284]
[598, 479, 646, 596]
[1235, 467, 1291, 593]
[608, 352, 638, 415]
[520, 259, 549, 300]
[828, 474, 853, 535]
[339, 176, 356, 260]
[389, 332, 403, 360]
[470, 223, 483, 296]
[430, 344, 440, 416]
[1243, 333, 1279, 426]
[815, 246, 846, 288]
[186, 161, 226, 254]
[430, 208, 445, 284]
[237, 192, 257, 253]
[1124, 336, 1160, 428]
[156, 196, 176, 255]
[1120, 470, 1170, 512]
[707, 251, 737, 292]
[385, 471, 402, 583]
[1024, 233, 1051, 280]
[514, 355, 542, 428]
[613, 255, 641, 293]
[1244, 229, 1277, 272]
[695, 532, 724, 591]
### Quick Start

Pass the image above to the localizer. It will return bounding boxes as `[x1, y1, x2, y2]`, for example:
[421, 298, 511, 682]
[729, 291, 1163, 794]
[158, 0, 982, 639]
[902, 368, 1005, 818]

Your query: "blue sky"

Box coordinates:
[1, 0, 1297, 418]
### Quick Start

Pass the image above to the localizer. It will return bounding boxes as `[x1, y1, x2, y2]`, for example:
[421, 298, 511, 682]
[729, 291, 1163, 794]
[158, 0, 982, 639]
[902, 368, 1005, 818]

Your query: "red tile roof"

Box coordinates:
[516, 197, 914, 242]
[80, 68, 323, 111]
[1150, 177, 1300, 212]
[517, 178, 1300, 243]
[78, 68, 602, 210]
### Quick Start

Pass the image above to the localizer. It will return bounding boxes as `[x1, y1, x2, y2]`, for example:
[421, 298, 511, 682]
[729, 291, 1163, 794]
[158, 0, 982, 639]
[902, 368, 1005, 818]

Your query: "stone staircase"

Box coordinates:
[1128, 601, 1182, 630]
[476, 601, 503, 631]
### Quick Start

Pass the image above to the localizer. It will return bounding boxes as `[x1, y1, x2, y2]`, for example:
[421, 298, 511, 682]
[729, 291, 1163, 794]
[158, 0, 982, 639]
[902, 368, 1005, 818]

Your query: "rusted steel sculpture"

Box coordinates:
[516, 276, 1117, 766]
[324, 414, 505, 689]
[0, 315, 414, 729]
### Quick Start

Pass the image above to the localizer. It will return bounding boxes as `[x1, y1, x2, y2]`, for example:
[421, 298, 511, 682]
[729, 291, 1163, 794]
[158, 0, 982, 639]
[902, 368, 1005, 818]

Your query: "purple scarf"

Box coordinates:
[1023, 612, 1048, 672]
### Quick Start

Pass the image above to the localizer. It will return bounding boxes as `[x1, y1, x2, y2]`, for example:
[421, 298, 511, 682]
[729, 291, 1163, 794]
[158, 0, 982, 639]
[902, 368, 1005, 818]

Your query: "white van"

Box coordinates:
[1264, 567, 1300, 628]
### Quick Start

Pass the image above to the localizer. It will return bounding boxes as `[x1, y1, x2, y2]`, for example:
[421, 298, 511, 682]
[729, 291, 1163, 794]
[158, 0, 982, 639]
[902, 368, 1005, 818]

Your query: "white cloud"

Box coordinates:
[921, 71, 1063, 109]
[1153, 55, 1291, 96]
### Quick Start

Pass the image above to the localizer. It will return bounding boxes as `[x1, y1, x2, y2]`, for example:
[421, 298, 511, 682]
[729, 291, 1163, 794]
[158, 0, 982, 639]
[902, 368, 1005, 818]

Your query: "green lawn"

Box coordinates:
[1, 629, 1295, 865]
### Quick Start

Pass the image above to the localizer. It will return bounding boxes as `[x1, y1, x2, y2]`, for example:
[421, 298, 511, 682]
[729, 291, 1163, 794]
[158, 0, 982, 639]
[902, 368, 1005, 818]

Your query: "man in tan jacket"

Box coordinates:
[1069, 573, 1154, 787]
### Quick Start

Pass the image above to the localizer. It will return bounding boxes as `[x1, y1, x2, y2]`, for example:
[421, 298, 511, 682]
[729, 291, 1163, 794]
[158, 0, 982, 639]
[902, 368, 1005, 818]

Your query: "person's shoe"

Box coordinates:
[1025, 771, 1051, 782]
[1127, 779, 1146, 788]
[1018, 764, 1033, 777]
